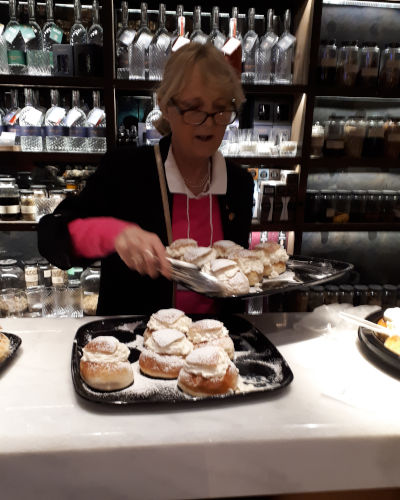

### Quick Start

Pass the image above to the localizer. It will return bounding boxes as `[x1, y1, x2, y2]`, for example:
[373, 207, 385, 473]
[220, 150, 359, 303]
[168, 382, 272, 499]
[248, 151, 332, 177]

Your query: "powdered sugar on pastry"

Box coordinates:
[182, 246, 216, 267]
[81, 336, 130, 363]
[202, 259, 250, 296]
[212, 240, 242, 258]
[146, 308, 192, 334]
[183, 345, 231, 378]
[166, 238, 198, 259]
[188, 319, 229, 344]
[145, 328, 193, 356]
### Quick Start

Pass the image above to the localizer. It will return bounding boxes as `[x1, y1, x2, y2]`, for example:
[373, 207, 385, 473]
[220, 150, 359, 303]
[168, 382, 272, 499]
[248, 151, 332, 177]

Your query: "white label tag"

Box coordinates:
[260, 33, 278, 52]
[6, 205, 20, 214]
[48, 106, 66, 125]
[344, 63, 359, 73]
[120, 29, 136, 46]
[222, 37, 241, 56]
[244, 34, 257, 53]
[277, 33, 296, 51]
[26, 107, 43, 125]
[172, 36, 190, 52]
[4, 25, 19, 44]
[0, 131, 16, 145]
[52, 276, 64, 284]
[44, 270, 51, 278]
[21, 205, 36, 214]
[156, 33, 171, 52]
[361, 67, 378, 77]
[0, 23, 4, 36]
[65, 108, 81, 127]
[25, 274, 38, 282]
[87, 108, 105, 126]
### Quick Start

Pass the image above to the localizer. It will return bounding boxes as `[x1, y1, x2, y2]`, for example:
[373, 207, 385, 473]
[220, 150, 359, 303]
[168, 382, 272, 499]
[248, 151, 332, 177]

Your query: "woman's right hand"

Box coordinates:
[114, 225, 171, 280]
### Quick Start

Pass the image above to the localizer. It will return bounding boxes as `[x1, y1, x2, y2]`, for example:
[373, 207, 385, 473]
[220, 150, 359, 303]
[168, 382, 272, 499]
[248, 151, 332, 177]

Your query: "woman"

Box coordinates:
[38, 43, 254, 315]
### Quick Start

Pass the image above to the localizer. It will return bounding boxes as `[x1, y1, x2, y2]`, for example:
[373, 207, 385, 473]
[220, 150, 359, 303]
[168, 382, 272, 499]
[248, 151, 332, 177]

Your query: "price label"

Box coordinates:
[222, 37, 241, 56]
[119, 29, 136, 46]
[49, 26, 63, 43]
[25, 107, 43, 126]
[47, 106, 66, 125]
[65, 108, 82, 127]
[87, 108, 105, 126]
[4, 25, 19, 44]
[20, 25, 36, 43]
[136, 32, 153, 51]
[172, 36, 190, 52]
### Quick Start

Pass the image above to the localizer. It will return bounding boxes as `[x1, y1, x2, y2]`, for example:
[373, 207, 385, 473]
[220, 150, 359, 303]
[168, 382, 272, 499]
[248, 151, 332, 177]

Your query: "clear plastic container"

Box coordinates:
[323, 116, 345, 157]
[359, 42, 380, 87]
[311, 122, 324, 157]
[81, 262, 101, 315]
[344, 116, 367, 158]
[317, 39, 337, 84]
[379, 43, 400, 90]
[337, 41, 360, 86]
[0, 259, 25, 289]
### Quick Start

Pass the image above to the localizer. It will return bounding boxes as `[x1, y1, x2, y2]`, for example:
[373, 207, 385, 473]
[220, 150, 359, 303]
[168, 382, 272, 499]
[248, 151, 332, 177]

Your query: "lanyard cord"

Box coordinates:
[186, 161, 213, 246]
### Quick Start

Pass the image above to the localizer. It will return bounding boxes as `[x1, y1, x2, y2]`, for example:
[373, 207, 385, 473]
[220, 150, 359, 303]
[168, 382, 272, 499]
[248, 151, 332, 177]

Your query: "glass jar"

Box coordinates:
[16, 171, 33, 189]
[305, 190, 319, 222]
[365, 190, 382, 223]
[344, 116, 367, 158]
[333, 190, 351, 223]
[363, 117, 385, 157]
[63, 187, 79, 198]
[353, 284, 369, 306]
[23, 259, 39, 288]
[311, 122, 325, 157]
[318, 39, 337, 84]
[379, 43, 400, 90]
[48, 189, 66, 211]
[320, 190, 336, 223]
[367, 284, 383, 307]
[0, 177, 20, 221]
[324, 116, 345, 157]
[37, 258, 52, 287]
[65, 178, 78, 190]
[294, 288, 309, 312]
[30, 184, 47, 199]
[51, 265, 67, 287]
[324, 285, 340, 304]
[0, 259, 25, 289]
[380, 190, 397, 222]
[350, 190, 367, 222]
[81, 262, 101, 316]
[0, 288, 28, 317]
[384, 118, 400, 159]
[337, 41, 360, 86]
[19, 189, 36, 221]
[382, 284, 397, 309]
[308, 285, 324, 311]
[359, 42, 380, 87]
[339, 284, 354, 304]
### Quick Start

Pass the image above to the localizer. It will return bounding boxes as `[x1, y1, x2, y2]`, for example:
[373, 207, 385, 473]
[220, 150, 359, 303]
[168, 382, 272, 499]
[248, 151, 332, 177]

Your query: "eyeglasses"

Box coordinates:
[169, 98, 238, 126]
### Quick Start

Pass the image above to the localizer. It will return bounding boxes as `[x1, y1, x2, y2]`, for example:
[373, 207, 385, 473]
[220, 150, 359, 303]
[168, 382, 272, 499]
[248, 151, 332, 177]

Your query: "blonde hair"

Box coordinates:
[155, 43, 245, 135]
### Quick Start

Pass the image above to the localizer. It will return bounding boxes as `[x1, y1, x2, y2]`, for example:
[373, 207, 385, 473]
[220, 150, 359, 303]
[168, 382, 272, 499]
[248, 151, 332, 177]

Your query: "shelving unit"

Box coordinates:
[1, 0, 399, 271]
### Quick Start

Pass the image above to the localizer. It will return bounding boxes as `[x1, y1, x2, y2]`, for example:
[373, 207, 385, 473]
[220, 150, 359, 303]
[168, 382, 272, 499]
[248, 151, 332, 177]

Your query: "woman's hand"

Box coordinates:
[114, 225, 171, 279]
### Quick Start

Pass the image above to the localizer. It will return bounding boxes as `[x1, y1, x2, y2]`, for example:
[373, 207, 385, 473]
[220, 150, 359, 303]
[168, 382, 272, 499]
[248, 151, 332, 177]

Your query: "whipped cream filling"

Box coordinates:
[188, 325, 229, 344]
[184, 346, 230, 378]
[384, 307, 400, 331]
[236, 256, 263, 275]
[145, 329, 193, 356]
[82, 342, 130, 363]
[269, 247, 289, 264]
[147, 311, 192, 334]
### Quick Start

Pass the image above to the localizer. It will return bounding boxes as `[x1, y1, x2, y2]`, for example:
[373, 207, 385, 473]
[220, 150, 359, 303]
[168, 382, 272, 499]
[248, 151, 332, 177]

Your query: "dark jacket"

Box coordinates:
[38, 135, 254, 315]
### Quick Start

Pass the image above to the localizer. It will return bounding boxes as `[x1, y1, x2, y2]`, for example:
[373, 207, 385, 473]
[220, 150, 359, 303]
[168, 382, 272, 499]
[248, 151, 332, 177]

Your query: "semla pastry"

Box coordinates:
[255, 241, 289, 277]
[80, 336, 134, 391]
[203, 258, 250, 296]
[230, 249, 264, 286]
[139, 328, 193, 379]
[144, 308, 192, 342]
[212, 240, 242, 258]
[187, 318, 235, 359]
[384, 335, 400, 356]
[166, 238, 198, 259]
[0, 332, 10, 362]
[177, 345, 239, 397]
[182, 246, 216, 268]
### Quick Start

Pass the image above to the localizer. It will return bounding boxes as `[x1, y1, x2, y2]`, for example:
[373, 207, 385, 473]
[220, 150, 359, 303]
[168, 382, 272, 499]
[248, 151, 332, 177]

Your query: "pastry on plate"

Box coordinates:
[230, 249, 264, 286]
[383, 307, 400, 332]
[384, 335, 400, 355]
[139, 328, 193, 379]
[203, 258, 249, 296]
[166, 238, 198, 259]
[177, 345, 239, 397]
[0, 332, 10, 362]
[80, 336, 134, 391]
[255, 241, 289, 277]
[212, 240, 242, 258]
[144, 308, 192, 342]
[182, 246, 216, 268]
[187, 318, 235, 359]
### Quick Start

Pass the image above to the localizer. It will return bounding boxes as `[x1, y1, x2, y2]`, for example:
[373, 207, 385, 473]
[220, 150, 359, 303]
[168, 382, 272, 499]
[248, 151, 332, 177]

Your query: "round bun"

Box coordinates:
[384, 335, 400, 355]
[212, 240, 242, 258]
[195, 336, 235, 360]
[80, 335, 134, 391]
[0, 332, 10, 362]
[139, 349, 185, 379]
[167, 238, 198, 259]
[80, 359, 134, 391]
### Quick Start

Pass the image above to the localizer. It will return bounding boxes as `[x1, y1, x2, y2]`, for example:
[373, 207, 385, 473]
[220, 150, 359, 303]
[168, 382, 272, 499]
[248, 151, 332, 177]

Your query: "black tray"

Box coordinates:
[71, 315, 294, 405]
[171, 255, 353, 299]
[358, 310, 400, 373]
[0, 333, 22, 370]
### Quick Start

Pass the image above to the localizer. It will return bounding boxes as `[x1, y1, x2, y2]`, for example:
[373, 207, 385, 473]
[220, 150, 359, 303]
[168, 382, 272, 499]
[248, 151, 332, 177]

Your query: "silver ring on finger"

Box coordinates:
[144, 249, 155, 259]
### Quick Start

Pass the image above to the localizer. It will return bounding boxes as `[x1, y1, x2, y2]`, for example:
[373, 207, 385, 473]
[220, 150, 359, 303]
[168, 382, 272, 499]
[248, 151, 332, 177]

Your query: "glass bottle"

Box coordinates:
[208, 6, 226, 51]
[270, 15, 280, 83]
[81, 262, 101, 315]
[274, 10, 296, 85]
[231, 7, 242, 41]
[359, 42, 379, 87]
[116, 1, 135, 80]
[87, 90, 106, 153]
[0, 259, 24, 289]
[242, 8, 259, 84]
[317, 39, 337, 84]
[88, 0, 103, 46]
[70, 0, 88, 45]
[379, 43, 400, 90]
[5, 0, 26, 75]
[171, 5, 184, 46]
[42, 0, 63, 75]
[45, 89, 67, 152]
[337, 41, 360, 87]
[3, 89, 21, 138]
[145, 93, 162, 145]
[0, 23, 9, 75]
[149, 4, 171, 81]
[222, 14, 242, 78]
[129, 2, 152, 80]
[255, 9, 278, 85]
[190, 6, 208, 45]
[171, 9, 189, 52]
[19, 88, 44, 152]
[0, 178, 20, 221]
[26, 0, 43, 62]
[38, 258, 52, 287]
[64, 90, 87, 152]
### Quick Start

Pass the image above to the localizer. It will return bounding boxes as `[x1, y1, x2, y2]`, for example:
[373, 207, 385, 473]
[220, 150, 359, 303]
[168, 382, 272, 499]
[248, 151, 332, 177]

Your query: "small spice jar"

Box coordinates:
[359, 42, 380, 87]
[30, 184, 47, 199]
[295, 287, 309, 312]
[380, 190, 397, 222]
[80, 262, 101, 315]
[51, 265, 67, 287]
[65, 178, 78, 191]
[384, 118, 400, 159]
[23, 259, 39, 288]
[317, 39, 337, 84]
[353, 284, 369, 306]
[324, 116, 345, 157]
[37, 258, 52, 287]
[48, 189, 66, 211]
[308, 285, 325, 311]
[19, 189, 36, 221]
[344, 116, 367, 158]
[367, 284, 383, 307]
[311, 122, 325, 157]
[0, 177, 21, 221]
[0, 259, 25, 289]
[324, 285, 340, 304]
[350, 190, 367, 222]
[337, 40, 360, 86]
[339, 284, 354, 304]
[382, 284, 398, 309]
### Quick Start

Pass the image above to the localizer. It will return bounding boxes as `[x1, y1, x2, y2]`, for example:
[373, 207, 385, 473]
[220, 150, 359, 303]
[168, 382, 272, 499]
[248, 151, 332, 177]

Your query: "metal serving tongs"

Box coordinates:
[338, 311, 396, 339]
[168, 258, 224, 296]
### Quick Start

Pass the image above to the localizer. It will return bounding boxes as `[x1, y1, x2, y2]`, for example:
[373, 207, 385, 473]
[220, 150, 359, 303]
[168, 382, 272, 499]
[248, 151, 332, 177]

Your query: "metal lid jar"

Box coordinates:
[344, 115, 367, 158]
[19, 189, 36, 221]
[311, 122, 325, 157]
[337, 40, 360, 86]
[323, 116, 345, 157]
[0, 177, 20, 221]
[80, 262, 101, 315]
[363, 116, 385, 157]
[360, 42, 380, 87]
[0, 259, 24, 289]
[379, 43, 400, 90]
[384, 117, 400, 159]
[318, 39, 337, 85]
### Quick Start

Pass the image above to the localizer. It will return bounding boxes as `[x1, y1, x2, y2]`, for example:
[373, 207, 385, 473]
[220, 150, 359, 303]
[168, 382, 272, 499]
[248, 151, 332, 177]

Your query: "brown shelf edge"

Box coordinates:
[0, 152, 104, 163]
[302, 223, 400, 232]
[0, 75, 105, 89]
[307, 157, 400, 170]
[251, 223, 296, 232]
[228, 156, 302, 167]
[0, 221, 38, 231]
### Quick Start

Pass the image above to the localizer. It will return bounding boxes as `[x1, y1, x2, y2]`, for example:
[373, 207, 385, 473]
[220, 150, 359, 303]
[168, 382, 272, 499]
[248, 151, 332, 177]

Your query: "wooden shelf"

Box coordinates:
[0, 221, 38, 231]
[0, 75, 105, 89]
[314, 85, 400, 99]
[228, 156, 301, 167]
[302, 223, 400, 232]
[251, 222, 296, 232]
[0, 152, 104, 165]
[308, 156, 400, 170]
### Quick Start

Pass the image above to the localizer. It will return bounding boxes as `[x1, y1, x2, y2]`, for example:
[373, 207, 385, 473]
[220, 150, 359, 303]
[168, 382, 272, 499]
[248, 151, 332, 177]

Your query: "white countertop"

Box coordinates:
[1, 307, 399, 500]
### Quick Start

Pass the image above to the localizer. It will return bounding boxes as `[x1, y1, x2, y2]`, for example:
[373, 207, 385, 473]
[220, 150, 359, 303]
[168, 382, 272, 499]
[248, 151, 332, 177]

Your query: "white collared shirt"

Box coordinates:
[164, 145, 227, 199]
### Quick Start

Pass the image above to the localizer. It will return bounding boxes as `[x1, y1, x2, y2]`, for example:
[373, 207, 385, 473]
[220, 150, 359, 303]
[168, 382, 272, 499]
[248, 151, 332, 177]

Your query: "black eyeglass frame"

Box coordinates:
[169, 98, 238, 126]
